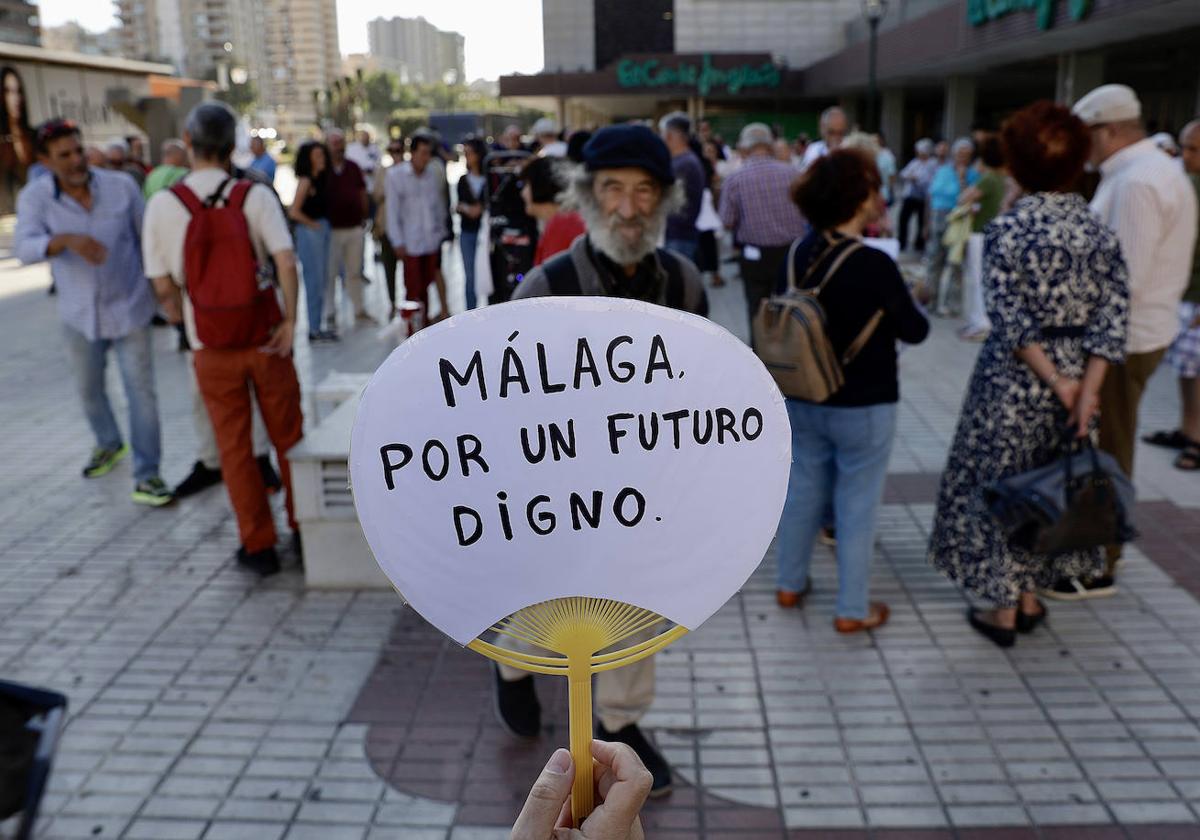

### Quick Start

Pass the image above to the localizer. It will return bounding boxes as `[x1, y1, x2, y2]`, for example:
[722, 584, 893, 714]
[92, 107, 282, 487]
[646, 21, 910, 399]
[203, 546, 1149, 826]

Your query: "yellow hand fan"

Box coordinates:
[471, 597, 686, 822]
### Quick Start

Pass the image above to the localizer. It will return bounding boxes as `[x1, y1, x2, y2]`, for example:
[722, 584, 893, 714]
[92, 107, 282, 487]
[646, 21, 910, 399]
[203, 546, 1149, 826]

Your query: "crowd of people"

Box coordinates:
[757, 87, 1198, 645]
[9, 80, 1200, 831]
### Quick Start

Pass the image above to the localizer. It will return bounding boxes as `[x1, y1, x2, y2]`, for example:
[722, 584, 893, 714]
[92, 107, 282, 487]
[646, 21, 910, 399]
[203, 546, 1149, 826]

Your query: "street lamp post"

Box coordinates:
[864, 0, 888, 133]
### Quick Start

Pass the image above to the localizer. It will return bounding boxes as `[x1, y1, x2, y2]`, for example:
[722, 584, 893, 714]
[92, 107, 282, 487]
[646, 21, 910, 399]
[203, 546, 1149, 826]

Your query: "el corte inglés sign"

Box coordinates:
[616, 54, 781, 96]
[967, 0, 1093, 30]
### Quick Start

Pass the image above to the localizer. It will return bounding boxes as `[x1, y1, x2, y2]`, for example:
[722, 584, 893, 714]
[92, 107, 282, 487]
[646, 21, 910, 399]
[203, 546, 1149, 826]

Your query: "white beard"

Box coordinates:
[577, 196, 669, 266]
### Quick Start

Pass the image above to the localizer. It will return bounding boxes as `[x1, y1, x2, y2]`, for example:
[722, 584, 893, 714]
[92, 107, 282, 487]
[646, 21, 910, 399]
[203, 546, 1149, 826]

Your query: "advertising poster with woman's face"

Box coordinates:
[0, 65, 34, 214]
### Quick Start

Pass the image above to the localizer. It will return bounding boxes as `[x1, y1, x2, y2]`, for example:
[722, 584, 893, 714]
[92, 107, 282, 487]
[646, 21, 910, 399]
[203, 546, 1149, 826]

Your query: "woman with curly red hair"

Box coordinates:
[928, 101, 1130, 647]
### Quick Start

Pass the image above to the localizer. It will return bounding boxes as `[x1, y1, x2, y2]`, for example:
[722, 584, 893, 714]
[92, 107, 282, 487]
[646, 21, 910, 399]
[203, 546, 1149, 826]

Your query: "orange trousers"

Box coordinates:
[193, 347, 304, 553]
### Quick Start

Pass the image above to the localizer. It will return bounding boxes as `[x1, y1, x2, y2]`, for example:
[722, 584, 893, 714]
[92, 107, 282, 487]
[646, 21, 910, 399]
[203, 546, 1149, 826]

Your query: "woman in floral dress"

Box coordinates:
[929, 101, 1129, 648]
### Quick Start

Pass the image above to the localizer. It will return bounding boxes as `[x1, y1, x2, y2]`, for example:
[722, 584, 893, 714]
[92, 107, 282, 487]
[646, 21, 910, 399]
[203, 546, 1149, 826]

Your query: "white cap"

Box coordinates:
[1072, 84, 1141, 126]
[532, 117, 559, 136]
[738, 122, 774, 150]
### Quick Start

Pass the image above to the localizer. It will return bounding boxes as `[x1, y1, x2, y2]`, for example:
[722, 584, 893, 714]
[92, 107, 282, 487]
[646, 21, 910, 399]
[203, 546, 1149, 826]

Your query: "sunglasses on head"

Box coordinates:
[35, 119, 79, 145]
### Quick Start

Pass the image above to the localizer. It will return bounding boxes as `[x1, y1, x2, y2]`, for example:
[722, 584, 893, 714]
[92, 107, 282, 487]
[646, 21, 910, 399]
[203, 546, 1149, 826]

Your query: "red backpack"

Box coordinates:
[170, 178, 282, 349]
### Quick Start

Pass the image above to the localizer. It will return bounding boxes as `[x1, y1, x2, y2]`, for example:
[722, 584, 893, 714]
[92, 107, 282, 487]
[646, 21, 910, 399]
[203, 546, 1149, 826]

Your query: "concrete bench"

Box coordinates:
[289, 377, 391, 590]
[309, 371, 373, 423]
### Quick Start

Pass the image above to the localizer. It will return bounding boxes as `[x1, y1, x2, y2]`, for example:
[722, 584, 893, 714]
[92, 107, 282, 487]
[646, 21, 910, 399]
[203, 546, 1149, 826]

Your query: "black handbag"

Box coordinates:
[984, 437, 1137, 556]
[0, 693, 35, 819]
[0, 680, 68, 840]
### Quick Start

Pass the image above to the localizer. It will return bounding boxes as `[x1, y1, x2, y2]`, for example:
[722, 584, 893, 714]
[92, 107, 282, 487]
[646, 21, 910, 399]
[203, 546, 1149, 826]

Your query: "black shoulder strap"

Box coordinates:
[540, 251, 582, 296]
[657, 249, 686, 310]
[204, 177, 234, 208]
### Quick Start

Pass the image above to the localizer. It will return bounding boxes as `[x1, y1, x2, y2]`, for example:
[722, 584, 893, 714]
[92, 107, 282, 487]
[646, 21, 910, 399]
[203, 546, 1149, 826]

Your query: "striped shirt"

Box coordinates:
[1090, 138, 1199, 354]
[718, 155, 807, 248]
[14, 168, 154, 341]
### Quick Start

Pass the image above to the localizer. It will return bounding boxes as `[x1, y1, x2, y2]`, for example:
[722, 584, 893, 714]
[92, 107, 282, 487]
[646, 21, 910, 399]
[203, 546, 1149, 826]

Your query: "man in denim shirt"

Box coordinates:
[14, 119, 172, 506]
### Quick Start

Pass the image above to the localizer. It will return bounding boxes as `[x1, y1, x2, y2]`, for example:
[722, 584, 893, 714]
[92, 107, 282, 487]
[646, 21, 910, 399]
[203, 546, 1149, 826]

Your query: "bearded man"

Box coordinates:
[498, 125, 708, 797]
[513, 124, 708, 313]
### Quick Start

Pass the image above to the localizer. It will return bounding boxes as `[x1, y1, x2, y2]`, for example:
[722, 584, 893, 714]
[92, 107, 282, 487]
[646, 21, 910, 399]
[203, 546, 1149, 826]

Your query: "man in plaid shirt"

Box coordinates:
[719, 123, 809, 329]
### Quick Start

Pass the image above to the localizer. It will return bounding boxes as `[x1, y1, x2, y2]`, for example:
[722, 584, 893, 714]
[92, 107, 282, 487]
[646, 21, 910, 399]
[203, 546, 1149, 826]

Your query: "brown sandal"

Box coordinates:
[776, 579, 813, 608]
[833, 601, 890, 634]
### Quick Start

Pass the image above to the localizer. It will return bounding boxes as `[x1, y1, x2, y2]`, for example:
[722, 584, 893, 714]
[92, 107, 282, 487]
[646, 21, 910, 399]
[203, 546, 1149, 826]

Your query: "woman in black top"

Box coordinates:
[288, 140, 334, 341]
[774, 149, 929, 633]
[456, 136, 488, 310]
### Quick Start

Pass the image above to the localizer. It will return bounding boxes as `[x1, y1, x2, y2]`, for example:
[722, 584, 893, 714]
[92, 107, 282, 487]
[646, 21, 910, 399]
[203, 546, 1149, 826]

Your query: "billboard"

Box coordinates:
[0, 56, 156, 213]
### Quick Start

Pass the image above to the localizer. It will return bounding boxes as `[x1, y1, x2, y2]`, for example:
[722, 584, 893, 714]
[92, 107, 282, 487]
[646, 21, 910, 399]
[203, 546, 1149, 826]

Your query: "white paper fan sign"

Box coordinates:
[350, 297, 789, 823]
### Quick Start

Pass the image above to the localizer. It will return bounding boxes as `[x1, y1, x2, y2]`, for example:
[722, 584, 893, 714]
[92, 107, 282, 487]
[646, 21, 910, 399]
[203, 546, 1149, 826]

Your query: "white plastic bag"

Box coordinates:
[473, 211, 494, 305]
[696, 188, 722, 232]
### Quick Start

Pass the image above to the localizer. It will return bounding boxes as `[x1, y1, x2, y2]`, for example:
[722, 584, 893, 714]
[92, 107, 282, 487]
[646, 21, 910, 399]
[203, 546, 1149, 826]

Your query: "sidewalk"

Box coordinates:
[0, 240, 1198, 840]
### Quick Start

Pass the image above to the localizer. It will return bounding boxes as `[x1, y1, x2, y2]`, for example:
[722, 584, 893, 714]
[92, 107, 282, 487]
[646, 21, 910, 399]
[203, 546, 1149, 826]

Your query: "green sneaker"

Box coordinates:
[82, 444, 129, 478]
[132, 476, 174, 507]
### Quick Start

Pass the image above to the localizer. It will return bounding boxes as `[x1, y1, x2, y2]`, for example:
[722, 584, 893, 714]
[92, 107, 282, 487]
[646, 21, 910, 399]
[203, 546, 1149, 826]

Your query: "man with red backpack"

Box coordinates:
[143, 102, 303, 576]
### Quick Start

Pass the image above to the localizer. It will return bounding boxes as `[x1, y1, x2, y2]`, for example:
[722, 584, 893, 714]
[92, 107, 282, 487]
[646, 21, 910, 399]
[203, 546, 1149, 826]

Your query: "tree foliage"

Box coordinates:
[317, 69, 509, 129]
[216, 80, 257, 116]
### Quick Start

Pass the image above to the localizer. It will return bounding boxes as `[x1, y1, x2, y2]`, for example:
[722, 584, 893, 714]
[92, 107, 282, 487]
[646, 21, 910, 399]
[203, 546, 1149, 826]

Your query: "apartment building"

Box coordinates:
[262, 0, 340, 138]
[114, 0, 339, 138]
[368, 16, 465, 85]
[0, 0, 39, 47]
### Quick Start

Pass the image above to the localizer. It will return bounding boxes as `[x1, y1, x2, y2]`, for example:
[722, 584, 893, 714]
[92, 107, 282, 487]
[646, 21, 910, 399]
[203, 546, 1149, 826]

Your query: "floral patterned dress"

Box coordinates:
[929, 192, 1129, 606]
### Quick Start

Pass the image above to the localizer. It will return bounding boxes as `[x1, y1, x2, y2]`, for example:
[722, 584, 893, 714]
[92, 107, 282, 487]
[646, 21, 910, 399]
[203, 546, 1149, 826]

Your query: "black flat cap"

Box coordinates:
[582, 124, 675, 186]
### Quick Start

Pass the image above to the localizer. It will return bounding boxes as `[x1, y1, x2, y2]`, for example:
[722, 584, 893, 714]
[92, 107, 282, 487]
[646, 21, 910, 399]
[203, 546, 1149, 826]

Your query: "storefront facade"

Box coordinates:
[508, 0, 873, 135]
[502, 51, 826, 137]
[803, 0, 1200, 155]
[513, 0, 1199, 157]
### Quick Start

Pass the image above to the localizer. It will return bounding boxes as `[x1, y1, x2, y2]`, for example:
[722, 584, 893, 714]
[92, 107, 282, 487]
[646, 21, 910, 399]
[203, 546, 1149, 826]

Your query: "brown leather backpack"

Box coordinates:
[753, 235, 883, 403]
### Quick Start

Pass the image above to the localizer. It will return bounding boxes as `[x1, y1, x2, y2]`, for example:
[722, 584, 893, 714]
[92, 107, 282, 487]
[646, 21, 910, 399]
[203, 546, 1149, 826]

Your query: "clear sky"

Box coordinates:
[35, 0, 545, 81]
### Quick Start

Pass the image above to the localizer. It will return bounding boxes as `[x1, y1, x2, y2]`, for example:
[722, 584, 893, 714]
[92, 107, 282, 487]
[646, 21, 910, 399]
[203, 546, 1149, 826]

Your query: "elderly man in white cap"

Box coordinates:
[532, 117, 566, 158]
[1043, 84, 1198, 601]
[719, 122, 808, 328]
[1143, 120, 1200, 471]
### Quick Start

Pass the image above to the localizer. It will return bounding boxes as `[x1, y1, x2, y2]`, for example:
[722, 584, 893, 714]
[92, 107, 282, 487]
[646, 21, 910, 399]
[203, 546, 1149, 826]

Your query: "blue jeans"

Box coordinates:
[63, 323, 162, 482]
[665, 237, 698, 264]
[460, 229, 479, 311]
[295, 219, 331, 333]
[775, 400, 897, 619]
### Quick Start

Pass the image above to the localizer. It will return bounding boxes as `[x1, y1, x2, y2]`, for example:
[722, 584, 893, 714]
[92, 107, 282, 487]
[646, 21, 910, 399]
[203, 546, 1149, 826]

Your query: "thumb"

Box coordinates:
[512, 748, 574, 840]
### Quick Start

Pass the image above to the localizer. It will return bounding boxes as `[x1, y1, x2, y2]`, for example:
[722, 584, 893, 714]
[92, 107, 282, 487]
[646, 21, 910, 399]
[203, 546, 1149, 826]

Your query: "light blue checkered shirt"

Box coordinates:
[14, 168, 154, 341]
